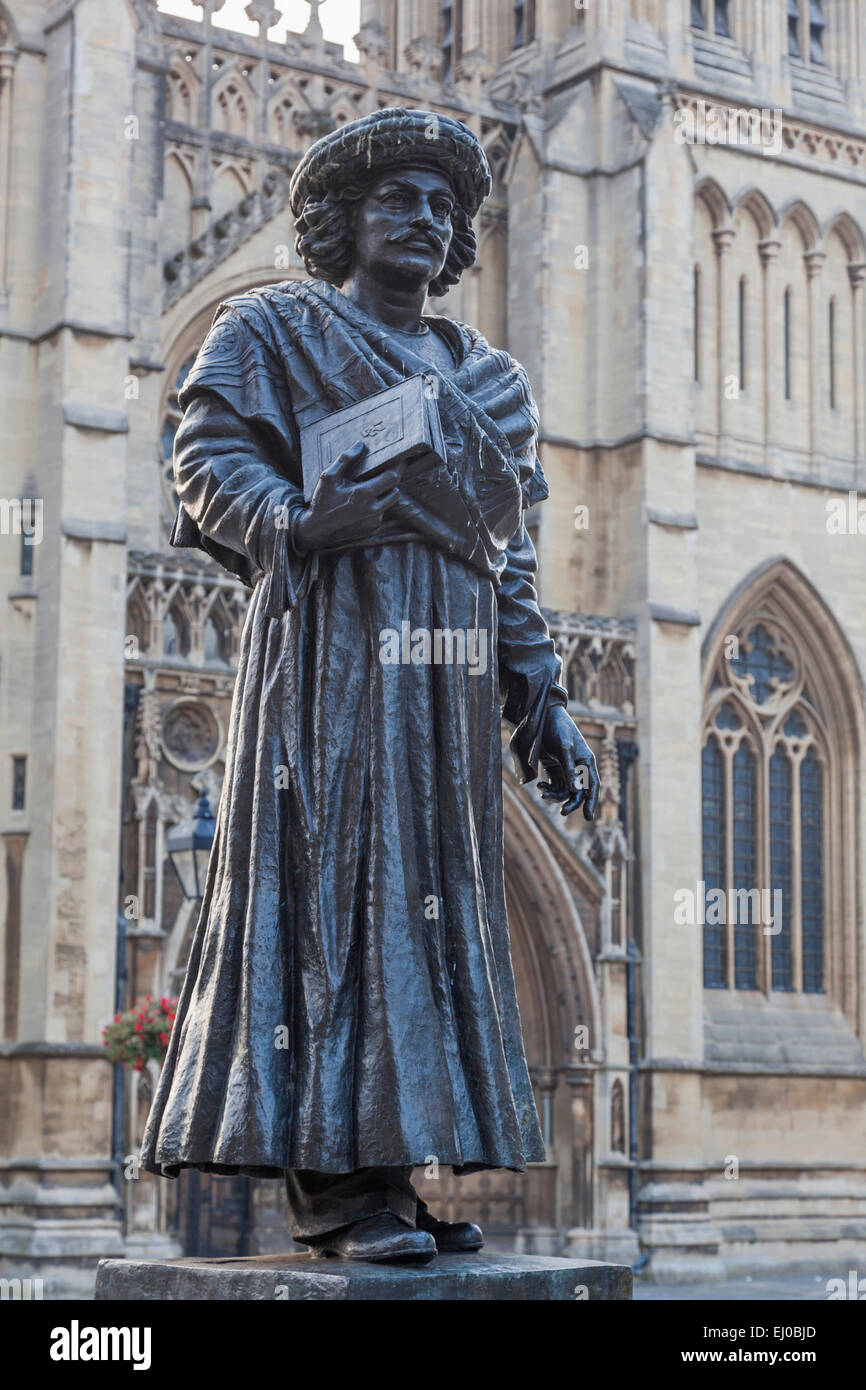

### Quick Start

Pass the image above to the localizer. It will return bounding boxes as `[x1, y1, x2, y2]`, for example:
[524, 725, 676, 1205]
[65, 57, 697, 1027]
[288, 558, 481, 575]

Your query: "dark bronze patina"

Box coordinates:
[141, 108, 599, 1265]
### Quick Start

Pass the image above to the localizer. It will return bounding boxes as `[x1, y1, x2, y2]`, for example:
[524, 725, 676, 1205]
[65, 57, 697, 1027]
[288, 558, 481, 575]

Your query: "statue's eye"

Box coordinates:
[432, 202, 453, 220]
[381, 190, 407, 207]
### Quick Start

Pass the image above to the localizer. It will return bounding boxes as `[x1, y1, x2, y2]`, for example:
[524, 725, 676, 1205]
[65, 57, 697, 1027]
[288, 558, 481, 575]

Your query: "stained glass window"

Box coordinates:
[800, 750, 824, 992]
[703, 597, 838, 1000]
[737, 624, 795, 707]
[702, 739, 726, 988]
[732, 743, 758, 989]
[770, 748, 793, 991]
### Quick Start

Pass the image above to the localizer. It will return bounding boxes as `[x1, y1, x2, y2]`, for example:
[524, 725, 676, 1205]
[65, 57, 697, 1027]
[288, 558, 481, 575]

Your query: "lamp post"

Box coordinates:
[166, 791, 216, 902]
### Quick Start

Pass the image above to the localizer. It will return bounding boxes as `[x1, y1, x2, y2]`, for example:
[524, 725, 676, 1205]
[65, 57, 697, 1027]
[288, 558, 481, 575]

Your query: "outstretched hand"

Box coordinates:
[537, 704, 600, 821]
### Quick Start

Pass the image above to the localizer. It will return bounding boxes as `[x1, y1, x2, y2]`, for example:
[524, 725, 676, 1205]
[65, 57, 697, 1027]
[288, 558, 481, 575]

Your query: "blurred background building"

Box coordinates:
[1, 0, 865, 1297]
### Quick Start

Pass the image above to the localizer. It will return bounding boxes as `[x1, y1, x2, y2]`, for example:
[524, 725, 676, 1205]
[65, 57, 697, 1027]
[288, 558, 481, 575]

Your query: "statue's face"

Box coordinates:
[350, 166, 455, 291]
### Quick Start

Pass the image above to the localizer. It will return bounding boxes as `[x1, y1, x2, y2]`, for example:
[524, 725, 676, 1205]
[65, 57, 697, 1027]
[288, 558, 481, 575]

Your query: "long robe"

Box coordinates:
[140, 278, 568, 1178]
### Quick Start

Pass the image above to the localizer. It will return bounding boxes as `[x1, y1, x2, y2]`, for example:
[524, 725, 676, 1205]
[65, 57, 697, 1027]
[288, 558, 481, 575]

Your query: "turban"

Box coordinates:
[289, 106, 492, 220]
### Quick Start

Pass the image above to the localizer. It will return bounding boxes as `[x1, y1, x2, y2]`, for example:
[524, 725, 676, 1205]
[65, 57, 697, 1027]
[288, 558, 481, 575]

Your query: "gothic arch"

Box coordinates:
[701, 557, 864, 1023]
[211, 68, 256, 140]
[162, 151, 195, 260]
[167, 60, 200, 126]
[503, 781, 602, 1066]
[732, 187, 776, 240]
[695, 175, 731, 230]
[779, 198, 821, 251]
[822, 210, 866, 264]
[0, 0, 20, 47]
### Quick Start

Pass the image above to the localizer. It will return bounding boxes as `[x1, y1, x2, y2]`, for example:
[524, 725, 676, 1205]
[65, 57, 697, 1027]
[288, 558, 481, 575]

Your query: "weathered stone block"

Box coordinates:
[95, 1251, 632, 1302]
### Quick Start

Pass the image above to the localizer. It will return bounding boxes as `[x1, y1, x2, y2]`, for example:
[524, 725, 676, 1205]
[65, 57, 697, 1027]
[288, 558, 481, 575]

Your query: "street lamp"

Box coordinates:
[166, 791, 216, 901]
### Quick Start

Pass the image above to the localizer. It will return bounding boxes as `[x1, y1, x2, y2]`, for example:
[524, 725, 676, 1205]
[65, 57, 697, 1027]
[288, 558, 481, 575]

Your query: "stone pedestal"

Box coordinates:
[96, 1251, 632, 1301]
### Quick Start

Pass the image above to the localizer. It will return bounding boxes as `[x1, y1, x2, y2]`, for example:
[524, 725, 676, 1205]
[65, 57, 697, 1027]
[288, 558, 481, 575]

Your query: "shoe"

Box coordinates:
[416, 1206, 484, 1253]
[315, 1213, 437, 1264]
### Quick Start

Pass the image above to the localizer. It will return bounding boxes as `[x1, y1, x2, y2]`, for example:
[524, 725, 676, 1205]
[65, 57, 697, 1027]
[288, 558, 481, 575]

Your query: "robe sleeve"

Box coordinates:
[496, 516, 569, 784]
[173, 392, 316, 618]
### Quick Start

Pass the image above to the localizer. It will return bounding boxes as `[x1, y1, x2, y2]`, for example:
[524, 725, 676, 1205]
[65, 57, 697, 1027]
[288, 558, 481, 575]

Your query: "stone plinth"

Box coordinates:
[96, 1251, 632, 1301]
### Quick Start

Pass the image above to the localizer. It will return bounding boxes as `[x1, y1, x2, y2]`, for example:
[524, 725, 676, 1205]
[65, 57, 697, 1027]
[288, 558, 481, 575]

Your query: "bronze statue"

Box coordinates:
[141, 108, 599, 1265]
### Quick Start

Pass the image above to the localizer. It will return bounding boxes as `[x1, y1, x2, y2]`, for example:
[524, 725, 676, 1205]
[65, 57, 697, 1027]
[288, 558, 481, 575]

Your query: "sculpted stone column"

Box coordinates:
[192, 0, 219, 235]
[0, 44, 18, 303]
[245, 3, 281, 160]
[848, 262, 866, 482]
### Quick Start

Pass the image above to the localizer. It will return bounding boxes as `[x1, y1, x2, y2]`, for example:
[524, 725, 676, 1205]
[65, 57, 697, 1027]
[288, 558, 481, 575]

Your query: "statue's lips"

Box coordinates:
[399, 238, 439, 253]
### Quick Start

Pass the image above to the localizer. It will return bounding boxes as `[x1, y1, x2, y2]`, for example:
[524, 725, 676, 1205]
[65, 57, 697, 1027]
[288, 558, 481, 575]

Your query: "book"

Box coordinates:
[299, 373, 447, 503]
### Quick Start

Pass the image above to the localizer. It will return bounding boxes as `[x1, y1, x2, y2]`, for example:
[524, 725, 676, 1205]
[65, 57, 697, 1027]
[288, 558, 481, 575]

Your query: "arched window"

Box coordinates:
[143, 800, 159, 919]
[163, 608, 190, 659]
[703, 624, 820, 993]
[701, 574, 858, 1004]
[783, 287, 792, 400]
[440, 0, 462, 81]
[610, 1078, 625, 1154]
[693, 265, 701, 383]
[738, 275, 747, 392]
[828, 296, 836, 410]
[691, 0, 731, 36]
[203, 615, 232, 666]
[512, 0, 535, 48]
[788, 0, 825, 63]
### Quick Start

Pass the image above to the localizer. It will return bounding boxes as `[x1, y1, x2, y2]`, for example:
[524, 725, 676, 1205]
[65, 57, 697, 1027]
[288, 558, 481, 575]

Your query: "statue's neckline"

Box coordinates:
[309, 280, 464, 362]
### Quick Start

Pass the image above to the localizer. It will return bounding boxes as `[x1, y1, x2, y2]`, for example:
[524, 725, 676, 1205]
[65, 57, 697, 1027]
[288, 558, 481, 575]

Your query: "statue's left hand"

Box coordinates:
[537, 704, 600, 821]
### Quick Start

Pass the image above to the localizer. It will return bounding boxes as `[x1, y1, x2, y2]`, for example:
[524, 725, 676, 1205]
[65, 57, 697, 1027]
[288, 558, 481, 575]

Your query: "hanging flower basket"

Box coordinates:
[102, 997, 178, 1072]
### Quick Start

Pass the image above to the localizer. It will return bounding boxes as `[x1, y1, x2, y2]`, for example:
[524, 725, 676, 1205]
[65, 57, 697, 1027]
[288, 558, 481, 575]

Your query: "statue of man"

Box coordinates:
[142, 108, 599, 1265]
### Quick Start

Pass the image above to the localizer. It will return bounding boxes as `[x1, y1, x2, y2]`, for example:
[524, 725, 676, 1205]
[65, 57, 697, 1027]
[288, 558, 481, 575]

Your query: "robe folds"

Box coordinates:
[140, 278, 568, 1178]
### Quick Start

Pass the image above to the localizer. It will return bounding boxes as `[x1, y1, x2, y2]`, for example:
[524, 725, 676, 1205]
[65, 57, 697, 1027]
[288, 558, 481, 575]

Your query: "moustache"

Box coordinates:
[389, 232, 444, 252]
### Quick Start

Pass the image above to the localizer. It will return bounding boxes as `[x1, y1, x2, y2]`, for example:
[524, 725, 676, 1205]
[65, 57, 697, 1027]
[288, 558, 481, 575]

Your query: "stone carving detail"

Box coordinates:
[543, 612, 636, 717]
[160, 697, 222, 772]
[164, 171, 296, 307]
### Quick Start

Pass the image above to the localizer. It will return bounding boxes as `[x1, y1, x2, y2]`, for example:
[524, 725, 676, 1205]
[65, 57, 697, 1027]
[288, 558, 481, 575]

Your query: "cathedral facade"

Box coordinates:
[1, 0, 865, 1295]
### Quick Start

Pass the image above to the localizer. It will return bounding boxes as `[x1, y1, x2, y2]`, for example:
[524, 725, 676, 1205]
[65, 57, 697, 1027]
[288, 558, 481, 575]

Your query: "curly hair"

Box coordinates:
[293, 178, 477, 298]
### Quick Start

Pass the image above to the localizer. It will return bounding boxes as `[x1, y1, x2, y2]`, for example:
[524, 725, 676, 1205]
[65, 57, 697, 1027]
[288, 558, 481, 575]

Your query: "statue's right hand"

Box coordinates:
[292, 441, 402, 554]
